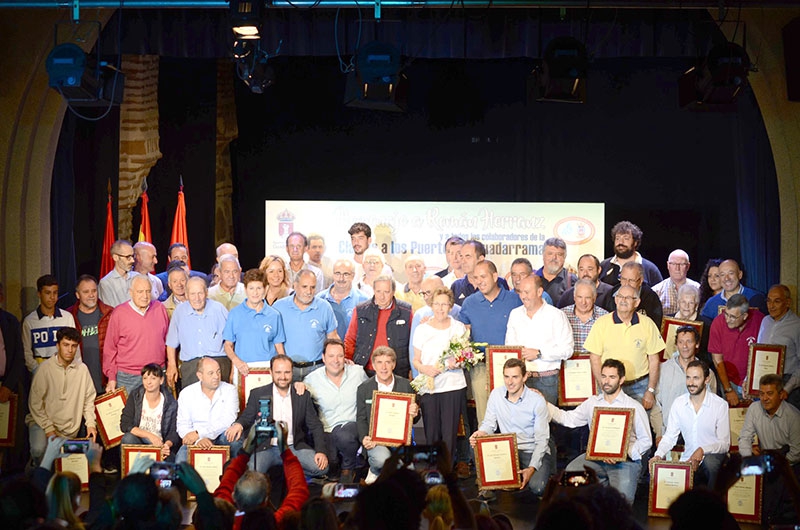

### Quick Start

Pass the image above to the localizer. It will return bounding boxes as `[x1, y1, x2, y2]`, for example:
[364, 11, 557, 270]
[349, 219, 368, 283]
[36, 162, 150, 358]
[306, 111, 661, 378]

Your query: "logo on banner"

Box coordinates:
[277, 209, 296, 238]
[553, 216, 596, 245]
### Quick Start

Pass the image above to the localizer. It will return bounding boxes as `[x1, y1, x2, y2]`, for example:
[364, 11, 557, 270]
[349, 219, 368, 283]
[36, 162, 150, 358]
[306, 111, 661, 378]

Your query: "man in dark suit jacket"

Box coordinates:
[356, 346, 420, 484]
[224, 354, 329, 477]
[0, 306, 26, 473]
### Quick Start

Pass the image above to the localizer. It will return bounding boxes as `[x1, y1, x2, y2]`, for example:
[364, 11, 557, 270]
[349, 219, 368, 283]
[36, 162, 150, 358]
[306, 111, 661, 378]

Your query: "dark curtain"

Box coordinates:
[51, 114, 78, 303]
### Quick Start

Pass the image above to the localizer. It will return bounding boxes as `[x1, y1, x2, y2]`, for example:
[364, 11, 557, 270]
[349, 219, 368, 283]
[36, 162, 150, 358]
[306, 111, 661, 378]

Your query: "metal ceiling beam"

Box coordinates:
[1, 0, 798, 8]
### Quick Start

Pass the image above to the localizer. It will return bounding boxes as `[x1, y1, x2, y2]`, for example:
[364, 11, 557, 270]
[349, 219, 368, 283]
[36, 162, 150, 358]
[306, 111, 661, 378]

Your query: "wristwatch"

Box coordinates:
[725, 387, 734, 393]
[647, 387, 655, 394]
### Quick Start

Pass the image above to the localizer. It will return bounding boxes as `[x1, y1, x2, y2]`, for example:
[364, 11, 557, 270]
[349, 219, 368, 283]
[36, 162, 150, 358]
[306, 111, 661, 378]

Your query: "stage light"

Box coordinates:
[235, 41, 275, 94]
[529, 36, 588, 104]
[230, 0, 263, 40]
[46, 42, 124, 107]
[344, 41, 407, 112]
[679, 42, 750, 109]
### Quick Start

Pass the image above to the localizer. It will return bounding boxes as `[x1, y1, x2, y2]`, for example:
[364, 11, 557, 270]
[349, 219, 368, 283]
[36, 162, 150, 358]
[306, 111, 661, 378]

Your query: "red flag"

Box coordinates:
[100, 192, 115, 277]
[170, 183, 191, 269]
[138, 191, 152, 243]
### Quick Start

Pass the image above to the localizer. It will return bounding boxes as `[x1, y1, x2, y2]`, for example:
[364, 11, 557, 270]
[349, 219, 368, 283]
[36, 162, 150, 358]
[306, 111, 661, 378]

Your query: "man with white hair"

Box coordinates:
[651, 249, 700, 316]
[535, 237, 578, 304]
[103, 274, 169, 393]
[216, 242, 239, 262]
[208, 254, 246, 310]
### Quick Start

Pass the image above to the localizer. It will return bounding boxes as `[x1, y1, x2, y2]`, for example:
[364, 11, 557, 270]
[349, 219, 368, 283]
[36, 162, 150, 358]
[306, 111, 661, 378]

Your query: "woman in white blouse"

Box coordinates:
[412, 287, 468, 459]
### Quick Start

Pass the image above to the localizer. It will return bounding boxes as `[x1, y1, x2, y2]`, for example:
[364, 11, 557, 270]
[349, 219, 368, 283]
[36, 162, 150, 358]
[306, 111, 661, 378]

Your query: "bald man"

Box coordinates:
[700, 259, 766, 319]
[103, 275, 169, 394]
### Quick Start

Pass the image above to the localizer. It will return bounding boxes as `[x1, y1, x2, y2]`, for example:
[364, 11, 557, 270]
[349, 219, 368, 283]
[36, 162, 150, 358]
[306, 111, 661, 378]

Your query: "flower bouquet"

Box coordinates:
[410, 331, 486, 395]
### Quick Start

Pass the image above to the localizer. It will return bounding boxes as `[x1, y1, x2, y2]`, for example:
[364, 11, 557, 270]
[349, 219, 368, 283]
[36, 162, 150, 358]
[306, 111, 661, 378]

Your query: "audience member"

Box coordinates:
[45, 472, 84, 530]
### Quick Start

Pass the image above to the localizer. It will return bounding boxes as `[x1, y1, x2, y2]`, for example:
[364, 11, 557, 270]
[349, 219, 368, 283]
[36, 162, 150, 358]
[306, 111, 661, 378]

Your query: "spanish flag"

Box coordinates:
[170, 178, 191, 269]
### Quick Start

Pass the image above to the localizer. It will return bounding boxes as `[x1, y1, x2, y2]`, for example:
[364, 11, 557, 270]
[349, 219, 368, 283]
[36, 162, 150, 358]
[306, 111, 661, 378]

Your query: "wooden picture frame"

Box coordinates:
[660, 317, 703, 362]
[648, 461, 693, 517]
[187, 445, 230, 499]
[745, 343, 785, 397]
[486, 346, 522, 392]
[368, 391, 414, 447]
[0, 393, 18, 447]
[558, 355, 596, 406]
[120, 444, 162, 477]
[727, 474, 763, 524]
[586, 407, 634, 462]
[474, 433, 522, 490]
[238, 368, 272, 409]
[94, 387, 128, 449]
[56, 444, 90, 492]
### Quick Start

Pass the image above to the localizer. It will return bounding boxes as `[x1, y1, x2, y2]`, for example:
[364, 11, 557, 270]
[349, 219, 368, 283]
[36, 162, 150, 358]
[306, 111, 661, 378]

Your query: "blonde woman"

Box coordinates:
[46, 471, 84, 530]
[259, 255, 291, 305]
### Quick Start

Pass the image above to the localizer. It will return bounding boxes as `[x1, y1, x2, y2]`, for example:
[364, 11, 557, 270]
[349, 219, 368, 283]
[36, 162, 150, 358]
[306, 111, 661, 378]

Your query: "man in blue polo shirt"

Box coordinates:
[700, 259, 766, 319]
[458, 260, 522, 425]
[316, 259, 368, 341]
[166, 277, 230, 388]
[274, 269, 339, 381]
[451, 240, 509, 306]
[223, 269, 286, 380]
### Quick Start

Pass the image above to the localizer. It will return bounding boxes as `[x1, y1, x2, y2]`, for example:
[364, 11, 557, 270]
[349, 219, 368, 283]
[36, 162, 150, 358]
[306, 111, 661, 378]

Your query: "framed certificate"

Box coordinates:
[187, 445, 230, 498]
[728, 404, 757, 452]
[660, 317, 703, 361]
[474, 433, 521, 490]
[727, 474, 762, 524]
[121, 444, 162, 477]
[586, 407, 634, 462]
[558, 355, 596, 406]
[368, 391, 414, 447]
[238, 368, 272, 409]
[487, 346, 522, 392]
[745, 343, 785, 397]
[0, 394, 18, 447]
[95, 388, 128, 449]
[56, 449, 90, 491]
[647, 461, 693, 517]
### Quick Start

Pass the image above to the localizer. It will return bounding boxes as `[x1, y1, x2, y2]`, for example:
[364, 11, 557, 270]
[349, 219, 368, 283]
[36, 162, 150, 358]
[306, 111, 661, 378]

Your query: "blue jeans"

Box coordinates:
[520, 449, 553, 496]
[567, 453, 641, 504]
[176, 432, 242, 463]
[526, 373, 559, 406]
[249, 445, 328, 477]
[622, 376, 649, 402]
[526, 373, 559, 476]
[366, 445, 392, 476]
[116, 371, 144, 395]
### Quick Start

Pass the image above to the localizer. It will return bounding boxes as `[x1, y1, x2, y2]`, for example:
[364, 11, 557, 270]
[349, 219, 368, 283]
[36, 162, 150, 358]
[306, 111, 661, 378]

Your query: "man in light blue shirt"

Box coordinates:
[758, 285, 800, 408]
[166, 277, 230, 388]
[304, 338, 367, 483]
[470, 357, 552, 496]
[274, 270, 339, 380]
[175, 357, 240, 463]
[316, 259, 368, 341]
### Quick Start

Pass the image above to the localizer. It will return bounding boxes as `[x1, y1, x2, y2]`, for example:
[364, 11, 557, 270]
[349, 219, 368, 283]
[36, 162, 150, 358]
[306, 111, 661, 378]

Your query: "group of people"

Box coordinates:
[1, 219, 799, 527]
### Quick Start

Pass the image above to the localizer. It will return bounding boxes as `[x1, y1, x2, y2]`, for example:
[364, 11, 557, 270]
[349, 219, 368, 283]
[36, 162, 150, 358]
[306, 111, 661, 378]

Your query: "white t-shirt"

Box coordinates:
[412, 317, 468, 394]
[139, 393, 164, 438]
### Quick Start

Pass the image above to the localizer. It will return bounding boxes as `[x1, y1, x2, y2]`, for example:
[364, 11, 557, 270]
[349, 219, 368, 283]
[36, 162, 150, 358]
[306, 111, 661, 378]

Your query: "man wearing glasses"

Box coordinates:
[709, 294, 765, 406]
[316, 259, 369, 341]
[610, 262, 663, 328]
[99, 239, 136, 307]
[585, 285, 666, 409]
[651, 249, 700, 316]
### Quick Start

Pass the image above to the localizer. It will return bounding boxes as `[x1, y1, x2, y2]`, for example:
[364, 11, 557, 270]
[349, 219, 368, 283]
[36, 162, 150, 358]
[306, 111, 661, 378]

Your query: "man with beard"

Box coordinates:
[650, 360, 729, 489]
[67, 275, 114, 394]
[545, 359, 652, 504]
[348, 222, 392, 281]
[600, 221, 663, 288]
[557, 254, 615, 311]
[535, 237, 578, 304]
[99, 239, 135, 307]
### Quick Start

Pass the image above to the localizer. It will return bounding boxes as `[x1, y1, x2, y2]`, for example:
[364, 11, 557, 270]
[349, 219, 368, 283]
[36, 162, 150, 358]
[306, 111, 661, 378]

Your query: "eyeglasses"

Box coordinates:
[114, 253, 134, 260]
[364, 260, 381, 265]
[615, 295, 638, 302]
[667, 262, 689, 268]
[333, 272, 353, 278]
[420, 290, 433, 297]
[724, 311, 745, 321]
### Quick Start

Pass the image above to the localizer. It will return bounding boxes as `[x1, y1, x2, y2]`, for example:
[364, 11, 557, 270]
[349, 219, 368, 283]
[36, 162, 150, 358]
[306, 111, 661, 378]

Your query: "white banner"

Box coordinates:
[265, 201, 604, 281]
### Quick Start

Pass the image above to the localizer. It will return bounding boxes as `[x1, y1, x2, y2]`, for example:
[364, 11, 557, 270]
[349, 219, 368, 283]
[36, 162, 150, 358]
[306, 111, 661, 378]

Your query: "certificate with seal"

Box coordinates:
[727, 474, 762, 523]
[0, 393, 18, 447]
[728, 404, 757, 452]
[660, 317, 703, 361]
[558, 355, 596, 406]
[188, 446, 230, 499]
[487, 346, 522, 392]
[745, 343, 785, 397]
[586, 407, 633, 462]
[369, 391, 414, 446]
[56, 448, 90, 491]
[121, 444, 162, 477]
[95, 388, 127, 448]
[474, 433, 521, 490]
[648, 461, 693, 517]
[238, 368, 272, 409]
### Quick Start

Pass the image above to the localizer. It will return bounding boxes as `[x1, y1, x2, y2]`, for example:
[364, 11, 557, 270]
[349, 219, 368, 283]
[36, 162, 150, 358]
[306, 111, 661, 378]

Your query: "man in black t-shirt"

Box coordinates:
[67, 275, 114, 394]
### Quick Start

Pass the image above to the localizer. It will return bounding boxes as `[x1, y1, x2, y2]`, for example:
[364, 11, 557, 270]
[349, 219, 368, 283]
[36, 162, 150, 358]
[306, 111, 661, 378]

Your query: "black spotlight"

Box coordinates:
[46, 42, 124, 107]
[529, 36, 588, 104]
[679, 42, 751, 109]
[344, 41, 407, 112]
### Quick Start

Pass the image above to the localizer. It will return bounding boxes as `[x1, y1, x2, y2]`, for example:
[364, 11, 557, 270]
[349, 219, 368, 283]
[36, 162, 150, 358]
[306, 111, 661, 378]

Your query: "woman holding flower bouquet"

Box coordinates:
[411, 287, 469, 459]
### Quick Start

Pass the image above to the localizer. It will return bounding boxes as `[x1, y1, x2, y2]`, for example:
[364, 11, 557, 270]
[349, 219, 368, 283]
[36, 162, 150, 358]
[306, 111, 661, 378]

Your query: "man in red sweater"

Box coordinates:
[103, 275, 169, 394]
[214, 420, 309, 530]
